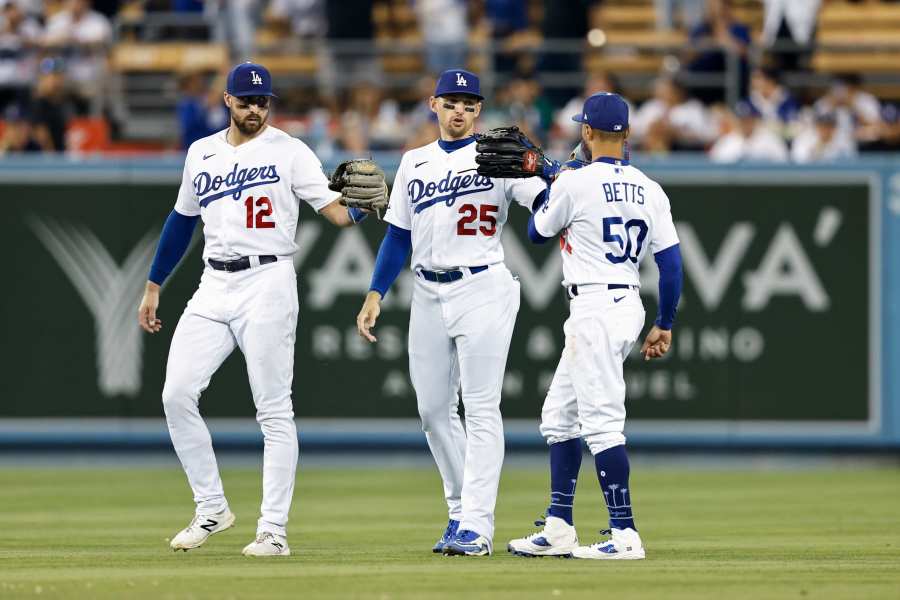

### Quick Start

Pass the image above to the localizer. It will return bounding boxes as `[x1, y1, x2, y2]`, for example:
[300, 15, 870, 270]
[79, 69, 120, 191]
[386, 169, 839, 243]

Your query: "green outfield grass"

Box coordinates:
[0, 463, 898, 600]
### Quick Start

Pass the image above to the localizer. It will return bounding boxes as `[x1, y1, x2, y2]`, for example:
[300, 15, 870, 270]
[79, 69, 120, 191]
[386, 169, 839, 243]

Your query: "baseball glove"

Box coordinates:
[475, 126, 559, 182]
[329, 158, 389, 219]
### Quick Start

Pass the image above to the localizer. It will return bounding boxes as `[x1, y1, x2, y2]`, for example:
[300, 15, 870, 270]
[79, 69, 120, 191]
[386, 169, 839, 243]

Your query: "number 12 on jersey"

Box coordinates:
[603, 217, 647, 263]
[245, 196, 275, 229]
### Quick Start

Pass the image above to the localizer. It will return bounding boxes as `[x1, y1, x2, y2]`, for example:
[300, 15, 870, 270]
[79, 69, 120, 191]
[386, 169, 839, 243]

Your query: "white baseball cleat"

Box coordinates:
[507, 516, 578, 558]
[241, 532, 291, 557]
[572, 527, 645, 560]
[442, 529, 492, 556]
[169, 509, 236, 551]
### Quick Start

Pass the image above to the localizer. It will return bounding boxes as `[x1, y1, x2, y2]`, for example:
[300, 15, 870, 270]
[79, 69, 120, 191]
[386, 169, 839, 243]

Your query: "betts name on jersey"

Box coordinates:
[533, 158, 679, 287]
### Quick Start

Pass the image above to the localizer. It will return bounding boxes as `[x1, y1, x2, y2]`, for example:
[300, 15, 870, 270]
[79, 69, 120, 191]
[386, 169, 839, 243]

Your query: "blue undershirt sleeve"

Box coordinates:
[369, 224, 412, 298]
[148, 210, 200, 285]
[527, 189, 551, 244]
[654, 243, 683, 330]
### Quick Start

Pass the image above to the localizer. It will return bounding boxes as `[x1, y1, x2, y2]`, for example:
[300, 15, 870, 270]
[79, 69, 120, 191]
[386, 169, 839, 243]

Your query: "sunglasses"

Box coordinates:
[236, 96, 271, 109]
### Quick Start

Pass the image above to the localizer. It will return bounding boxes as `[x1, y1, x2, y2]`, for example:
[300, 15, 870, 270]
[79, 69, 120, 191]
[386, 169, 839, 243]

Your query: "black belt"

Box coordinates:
[208, 255, 277, 272]
[419, 265, 488, 283]
[567, 283, 635, 299]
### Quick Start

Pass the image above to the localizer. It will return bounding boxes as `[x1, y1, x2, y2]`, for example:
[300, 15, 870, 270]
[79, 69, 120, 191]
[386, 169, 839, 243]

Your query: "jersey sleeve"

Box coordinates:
[384, 154, 412, 230]
[531, 176, 574, 238]
[649, 182, 680, 253]
[173, 147, 201, 216]
[504, 176, 548, 212]
[291, 141, 340, 213]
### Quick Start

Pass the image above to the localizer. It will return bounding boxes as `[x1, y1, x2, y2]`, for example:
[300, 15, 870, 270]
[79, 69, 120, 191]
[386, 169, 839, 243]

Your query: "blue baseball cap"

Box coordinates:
[572, 92, 629, 132]
[226, 62, 276, 97]
[434, 69, 483, 100]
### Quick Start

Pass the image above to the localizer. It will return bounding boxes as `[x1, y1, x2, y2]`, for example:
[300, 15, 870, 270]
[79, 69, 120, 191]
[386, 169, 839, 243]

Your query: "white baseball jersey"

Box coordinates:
[174, 125, 339, 261]
[384, 140, 546, 269]
[533, 159, 679, 287]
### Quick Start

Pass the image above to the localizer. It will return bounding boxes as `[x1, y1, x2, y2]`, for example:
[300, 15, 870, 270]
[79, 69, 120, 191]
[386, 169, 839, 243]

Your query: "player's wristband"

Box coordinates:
[348, 206, 368, 224]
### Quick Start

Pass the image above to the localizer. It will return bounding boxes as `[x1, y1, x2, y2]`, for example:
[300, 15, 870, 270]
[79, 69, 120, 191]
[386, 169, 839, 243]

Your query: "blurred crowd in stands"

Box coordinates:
[0, 0, 899, 161]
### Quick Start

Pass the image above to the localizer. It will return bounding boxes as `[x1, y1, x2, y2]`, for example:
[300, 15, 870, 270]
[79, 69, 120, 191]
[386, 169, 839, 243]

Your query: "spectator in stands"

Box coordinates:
[41, 0, 112, 115]
[655, 0, 705, 31]
[761, 0, 821, 73]
[749, 67, 800, 135]
[859, 104, 900, 153]
[0, 102, 40, 153]
[479, 71, 549, 143]
[28, 57, 76, 152]
[791, 108, 857, 163]
[684, 0, 750, 104]
[337, 78, 404, 152]
[814, 74, 882, 144]
[631, 76, 715, 153]
[0, 0, 42, 113]
[709, 100, 788, 163]
[176, 70, 228, 151]
[553, 72, 633, 148]
[414, 0, 467, 75]
[267, 0, 325, 39]
[320, 0, 377, 105]
[206, 0, 261, 60]
[539, 0, 598, 106]
[484, 0, 532, 76]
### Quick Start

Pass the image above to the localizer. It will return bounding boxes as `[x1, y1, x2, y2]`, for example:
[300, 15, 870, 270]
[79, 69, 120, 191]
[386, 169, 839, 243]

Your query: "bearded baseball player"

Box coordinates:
[137, 62, 387, 557]
[355, 69, 549, 556]
[494, 92, 683, 559]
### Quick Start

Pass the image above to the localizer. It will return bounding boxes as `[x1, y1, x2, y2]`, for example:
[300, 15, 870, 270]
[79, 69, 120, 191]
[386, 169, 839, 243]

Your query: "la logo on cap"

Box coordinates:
[456, 73, 467, 87]
[251, 71, 263, 85]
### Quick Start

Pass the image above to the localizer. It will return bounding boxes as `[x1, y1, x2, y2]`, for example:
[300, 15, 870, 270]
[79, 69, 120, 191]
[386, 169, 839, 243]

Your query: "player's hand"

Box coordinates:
[356, 291, 382, 343]
[640, 325, 672, 361]
[138, 282, 162, 334]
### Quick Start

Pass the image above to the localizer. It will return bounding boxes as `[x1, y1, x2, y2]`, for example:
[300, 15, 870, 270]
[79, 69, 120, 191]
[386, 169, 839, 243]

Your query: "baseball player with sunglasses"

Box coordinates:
[138, 62, 386, 557]
[355, 69, 549, 556]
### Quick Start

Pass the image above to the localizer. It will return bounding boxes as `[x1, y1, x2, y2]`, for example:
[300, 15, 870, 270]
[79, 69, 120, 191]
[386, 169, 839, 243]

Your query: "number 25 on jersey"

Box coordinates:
[245, 196, 275, 229]
[457, 204, 498, 236]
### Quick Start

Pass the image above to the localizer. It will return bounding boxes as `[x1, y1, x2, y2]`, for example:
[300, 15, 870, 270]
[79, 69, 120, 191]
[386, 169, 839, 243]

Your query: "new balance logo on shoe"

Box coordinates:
[199, 519, 218, 532]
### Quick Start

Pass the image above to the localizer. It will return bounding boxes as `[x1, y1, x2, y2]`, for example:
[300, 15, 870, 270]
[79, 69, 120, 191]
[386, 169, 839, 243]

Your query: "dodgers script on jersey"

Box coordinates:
[533, 159, 679, 286]
[385, 140, 546, 268]
[174, 126, 339, 260]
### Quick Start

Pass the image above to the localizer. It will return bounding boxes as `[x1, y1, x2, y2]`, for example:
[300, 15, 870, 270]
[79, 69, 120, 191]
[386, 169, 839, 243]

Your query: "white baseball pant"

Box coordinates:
[540, 286, 645, 455]
[162, 258, 298, 538]
[408, 264, 520, 541]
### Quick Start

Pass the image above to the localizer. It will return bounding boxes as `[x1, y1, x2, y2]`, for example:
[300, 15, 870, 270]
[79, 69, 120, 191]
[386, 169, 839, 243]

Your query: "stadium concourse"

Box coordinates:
[0, 0, 898, 159]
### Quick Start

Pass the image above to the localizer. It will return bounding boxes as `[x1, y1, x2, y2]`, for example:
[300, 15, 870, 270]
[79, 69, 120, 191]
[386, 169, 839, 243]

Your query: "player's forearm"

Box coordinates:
[148, 210, 199, 286]
[369, 224, 411, 298]
[654, 244, 683, 330]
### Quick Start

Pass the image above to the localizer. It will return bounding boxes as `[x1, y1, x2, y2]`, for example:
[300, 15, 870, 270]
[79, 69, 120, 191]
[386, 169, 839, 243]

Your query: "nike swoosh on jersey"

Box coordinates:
[614, 296, 625, 303]
[203, 153, 216, 160]
[415, 161, 429, 168]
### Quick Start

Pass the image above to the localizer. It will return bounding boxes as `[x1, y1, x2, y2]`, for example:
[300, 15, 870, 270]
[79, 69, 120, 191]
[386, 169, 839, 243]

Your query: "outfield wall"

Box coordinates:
[1, 155, 898, 449]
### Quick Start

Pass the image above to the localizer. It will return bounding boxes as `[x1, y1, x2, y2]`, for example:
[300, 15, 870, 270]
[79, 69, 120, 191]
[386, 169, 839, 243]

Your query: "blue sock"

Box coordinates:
[594, 445, 637, 531]
[546, 438, 582, 526]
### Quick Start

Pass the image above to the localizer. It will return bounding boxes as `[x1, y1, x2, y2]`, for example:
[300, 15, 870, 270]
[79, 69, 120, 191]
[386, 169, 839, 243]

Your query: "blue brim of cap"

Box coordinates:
[230, 91, 278, 98]
[572, 114, 588, 123]
[437, 92, 484, 100]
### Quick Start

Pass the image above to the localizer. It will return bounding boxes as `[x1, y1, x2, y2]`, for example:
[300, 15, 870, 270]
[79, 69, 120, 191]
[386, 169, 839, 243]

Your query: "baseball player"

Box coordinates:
[355, 69, 548, 556]
[137, 62, 386, 557]
[504, 92, 683, 559]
